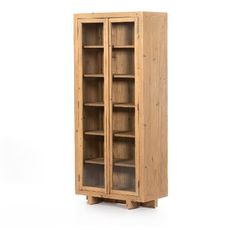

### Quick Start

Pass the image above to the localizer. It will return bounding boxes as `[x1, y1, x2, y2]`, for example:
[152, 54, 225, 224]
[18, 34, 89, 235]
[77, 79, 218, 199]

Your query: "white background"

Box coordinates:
[0, 0, 236, 235]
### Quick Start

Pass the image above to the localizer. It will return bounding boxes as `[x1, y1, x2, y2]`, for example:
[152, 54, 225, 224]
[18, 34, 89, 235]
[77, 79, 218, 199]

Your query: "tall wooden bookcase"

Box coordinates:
[74, 12, 167, 209]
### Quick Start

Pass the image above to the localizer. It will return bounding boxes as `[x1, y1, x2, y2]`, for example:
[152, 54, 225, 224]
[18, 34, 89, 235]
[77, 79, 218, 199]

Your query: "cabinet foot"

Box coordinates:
[85, 196, 158, 209]
[126, 200, 139, 209]
[141, 200, 158, 208]
[87, 196, 103, 205]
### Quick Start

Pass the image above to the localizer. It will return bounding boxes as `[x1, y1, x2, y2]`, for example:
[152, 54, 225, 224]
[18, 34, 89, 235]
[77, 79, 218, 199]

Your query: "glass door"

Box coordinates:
[109, 18, 138, 194]
[78, 19, 108, 191]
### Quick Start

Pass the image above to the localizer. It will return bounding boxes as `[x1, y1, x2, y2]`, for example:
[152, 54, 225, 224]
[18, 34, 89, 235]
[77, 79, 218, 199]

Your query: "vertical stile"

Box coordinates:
[77, 19, 83, 191]
[108, 20, 113, 194]
[104, 18, 110, 194]
[134, 18, 140, 195]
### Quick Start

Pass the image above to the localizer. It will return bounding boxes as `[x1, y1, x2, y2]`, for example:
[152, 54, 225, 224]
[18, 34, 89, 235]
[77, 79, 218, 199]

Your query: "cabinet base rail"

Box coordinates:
[86, 196, 157, 209]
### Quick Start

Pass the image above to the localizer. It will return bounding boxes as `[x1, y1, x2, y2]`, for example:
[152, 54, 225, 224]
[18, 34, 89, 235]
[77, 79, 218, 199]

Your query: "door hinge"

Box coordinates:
[138, 180, 140, 188]
[78, 175, 80, 182]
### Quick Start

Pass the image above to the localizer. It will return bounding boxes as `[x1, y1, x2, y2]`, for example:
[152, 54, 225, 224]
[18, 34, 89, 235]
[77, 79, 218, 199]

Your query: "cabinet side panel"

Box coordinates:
[142, 13, 167, 200]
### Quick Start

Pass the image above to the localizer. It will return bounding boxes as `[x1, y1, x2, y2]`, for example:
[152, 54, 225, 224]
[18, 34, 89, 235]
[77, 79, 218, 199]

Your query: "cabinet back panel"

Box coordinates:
[84, 136, 104, 160]
[83, 164, 104, 188]
[111, 22, 134, 46]
[82, 23, 103, 45]
[113, 138, 134, 160]
[84, 108, 104, 131]
[112, 50, 134, 75]
[83, 50, 103, 74]
[112, 80, 134, 104]
[112, 167, 135, 191]
[83, 79, 103, 103]
[112, 110, 134, 132]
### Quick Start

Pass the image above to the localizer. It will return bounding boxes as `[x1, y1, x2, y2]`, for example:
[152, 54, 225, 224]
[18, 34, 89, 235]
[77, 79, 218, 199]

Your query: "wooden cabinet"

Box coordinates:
[74, 12, 167, 209]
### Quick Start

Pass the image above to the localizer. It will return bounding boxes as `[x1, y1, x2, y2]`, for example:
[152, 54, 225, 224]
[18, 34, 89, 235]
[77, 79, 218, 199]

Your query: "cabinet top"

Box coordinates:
[74, 12, 167, 19]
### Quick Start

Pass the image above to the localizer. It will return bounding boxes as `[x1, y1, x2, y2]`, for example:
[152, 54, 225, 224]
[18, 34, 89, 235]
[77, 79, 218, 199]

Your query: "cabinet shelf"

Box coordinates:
[113, 74, 135, 79]
[84, 157, 104, 165]
[83, 45, 104, 49]
[84, 130, 104, 136]
[84, 102, 104, 107]
[84, 74, 104, 78]
[113, 103, 135, 108]
[114, 159, 135, 168]
[84, 157, 134, 168]
[112, 45, 134, 49]
[113, 131, 135, 138]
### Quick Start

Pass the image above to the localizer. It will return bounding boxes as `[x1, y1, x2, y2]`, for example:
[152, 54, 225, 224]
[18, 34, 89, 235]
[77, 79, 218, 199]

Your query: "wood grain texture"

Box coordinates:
[141, 12, 168, 200]
[104, 18, 110, 194]
[74, 12, 141, 19]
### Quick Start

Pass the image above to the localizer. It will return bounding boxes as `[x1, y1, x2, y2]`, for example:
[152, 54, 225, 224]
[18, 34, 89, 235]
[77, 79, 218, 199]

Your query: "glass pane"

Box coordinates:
[111, 21, 136, 192]
[82, 22, 105, 188]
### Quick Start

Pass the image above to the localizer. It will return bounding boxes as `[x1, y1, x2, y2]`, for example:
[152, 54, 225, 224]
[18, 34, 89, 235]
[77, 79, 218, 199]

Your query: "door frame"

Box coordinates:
[75, 17, 140, 196]
[76, 18, 109, 193]
[108, 17, 139, 196]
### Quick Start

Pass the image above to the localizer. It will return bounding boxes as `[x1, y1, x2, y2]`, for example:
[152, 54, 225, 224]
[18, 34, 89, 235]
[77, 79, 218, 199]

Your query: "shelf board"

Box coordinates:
[113, 131, 135, 138]
[84, 102, 104, 107]
[83, 74, 104, 78]
[83, 45, 104, 49]
[114, 159, 135, 168]
[113, 103, 135, 108]
[84, 157, 135, 167]
[112, 45, 134, 49]
[113, 74, 135, 79]
[84, 130, 104, 136]
[84, 157, 104, 165]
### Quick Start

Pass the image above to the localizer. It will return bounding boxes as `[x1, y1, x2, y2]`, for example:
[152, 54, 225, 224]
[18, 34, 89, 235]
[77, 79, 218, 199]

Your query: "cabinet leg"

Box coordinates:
[87, 196, 102, 205]
[126, 200, 139, 209]
[141, 200, 158, 208]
